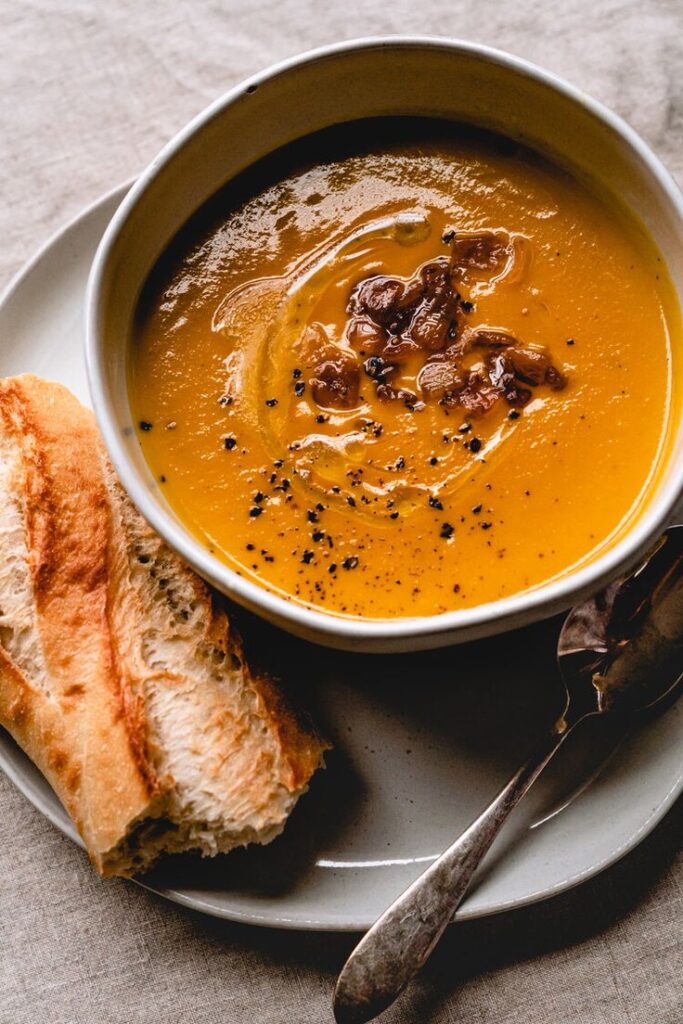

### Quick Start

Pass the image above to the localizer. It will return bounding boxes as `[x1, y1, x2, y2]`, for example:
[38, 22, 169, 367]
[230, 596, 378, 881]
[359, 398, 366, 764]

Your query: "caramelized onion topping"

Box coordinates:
[308, 231, 567, 416]
[310, 352, 360, 409]
[450, 232, 509, 273]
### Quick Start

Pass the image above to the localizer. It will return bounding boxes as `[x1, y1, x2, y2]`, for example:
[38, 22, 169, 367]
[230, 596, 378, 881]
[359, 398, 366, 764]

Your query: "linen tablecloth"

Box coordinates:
[1, 2, 681, 1021]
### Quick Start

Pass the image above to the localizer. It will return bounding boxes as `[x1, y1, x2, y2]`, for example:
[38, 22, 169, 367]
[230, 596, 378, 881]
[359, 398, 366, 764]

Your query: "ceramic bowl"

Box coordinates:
[86, 36, 683, 652]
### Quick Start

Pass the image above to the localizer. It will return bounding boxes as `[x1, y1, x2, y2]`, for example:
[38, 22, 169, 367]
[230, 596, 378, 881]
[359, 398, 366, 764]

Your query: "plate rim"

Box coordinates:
[0, 183, 681, 932]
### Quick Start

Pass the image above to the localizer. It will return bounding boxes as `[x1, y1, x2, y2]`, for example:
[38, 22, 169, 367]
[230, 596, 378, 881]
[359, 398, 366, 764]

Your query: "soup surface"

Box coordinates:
[130, 119, 678, 618]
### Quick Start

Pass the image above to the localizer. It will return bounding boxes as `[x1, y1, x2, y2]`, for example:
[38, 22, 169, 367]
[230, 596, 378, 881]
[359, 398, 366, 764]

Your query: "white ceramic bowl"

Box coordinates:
[86, 36, 683, 653]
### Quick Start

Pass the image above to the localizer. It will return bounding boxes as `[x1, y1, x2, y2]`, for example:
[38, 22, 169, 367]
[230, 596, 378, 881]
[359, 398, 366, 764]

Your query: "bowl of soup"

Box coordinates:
[86, 37, 683, 652]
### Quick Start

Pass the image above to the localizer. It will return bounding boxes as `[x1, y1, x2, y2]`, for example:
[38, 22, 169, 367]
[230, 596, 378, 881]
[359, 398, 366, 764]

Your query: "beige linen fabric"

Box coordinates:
[0, 2, 681, 1021]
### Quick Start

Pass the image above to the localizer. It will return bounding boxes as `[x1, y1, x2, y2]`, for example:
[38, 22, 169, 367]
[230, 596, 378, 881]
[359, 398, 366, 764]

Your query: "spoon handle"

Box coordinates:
[333, 725, 569, 1024]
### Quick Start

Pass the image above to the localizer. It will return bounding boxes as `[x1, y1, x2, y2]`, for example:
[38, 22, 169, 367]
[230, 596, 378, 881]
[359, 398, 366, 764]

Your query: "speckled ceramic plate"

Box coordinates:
[0, 186, 681, 931]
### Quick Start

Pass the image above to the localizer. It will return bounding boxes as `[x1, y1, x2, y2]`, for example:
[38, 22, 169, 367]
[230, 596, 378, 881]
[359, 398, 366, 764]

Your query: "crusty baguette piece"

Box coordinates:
[0, 375, 326, 877]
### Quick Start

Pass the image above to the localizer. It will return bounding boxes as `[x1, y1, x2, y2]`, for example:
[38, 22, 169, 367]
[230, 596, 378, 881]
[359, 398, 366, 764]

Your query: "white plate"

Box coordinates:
[0, 186, 681, 931]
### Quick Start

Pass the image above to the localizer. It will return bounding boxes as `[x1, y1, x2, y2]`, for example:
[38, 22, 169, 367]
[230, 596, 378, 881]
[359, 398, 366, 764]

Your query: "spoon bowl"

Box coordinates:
[558, 525, 683, 724]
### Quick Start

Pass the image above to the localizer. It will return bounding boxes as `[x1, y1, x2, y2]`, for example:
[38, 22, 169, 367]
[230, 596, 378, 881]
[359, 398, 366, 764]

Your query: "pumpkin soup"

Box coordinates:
[130, 119, 678, 618]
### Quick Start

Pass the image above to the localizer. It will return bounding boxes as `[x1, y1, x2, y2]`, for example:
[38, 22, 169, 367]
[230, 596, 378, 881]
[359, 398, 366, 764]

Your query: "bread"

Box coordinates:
[0, 374, 327, 877]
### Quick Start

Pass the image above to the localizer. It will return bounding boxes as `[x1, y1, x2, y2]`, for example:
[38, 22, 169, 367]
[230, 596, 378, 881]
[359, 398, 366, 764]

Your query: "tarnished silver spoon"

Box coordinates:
[334, 526, 683, 1024]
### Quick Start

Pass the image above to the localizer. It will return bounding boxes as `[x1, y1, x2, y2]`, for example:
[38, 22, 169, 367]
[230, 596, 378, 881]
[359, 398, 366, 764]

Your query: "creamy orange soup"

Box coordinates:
[130, 119, 679, 618]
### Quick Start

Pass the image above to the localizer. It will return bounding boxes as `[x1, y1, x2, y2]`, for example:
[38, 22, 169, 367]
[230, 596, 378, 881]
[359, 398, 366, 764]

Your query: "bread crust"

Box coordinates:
[0, 375, 326, 876]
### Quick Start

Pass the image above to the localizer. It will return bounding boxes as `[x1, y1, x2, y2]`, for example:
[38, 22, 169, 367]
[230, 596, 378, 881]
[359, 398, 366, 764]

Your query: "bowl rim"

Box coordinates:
[85, 34, 683, 646]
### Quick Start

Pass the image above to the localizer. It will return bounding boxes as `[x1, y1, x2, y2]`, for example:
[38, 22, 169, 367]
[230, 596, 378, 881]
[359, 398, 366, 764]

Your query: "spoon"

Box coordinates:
[334, 525, 683, 1024]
